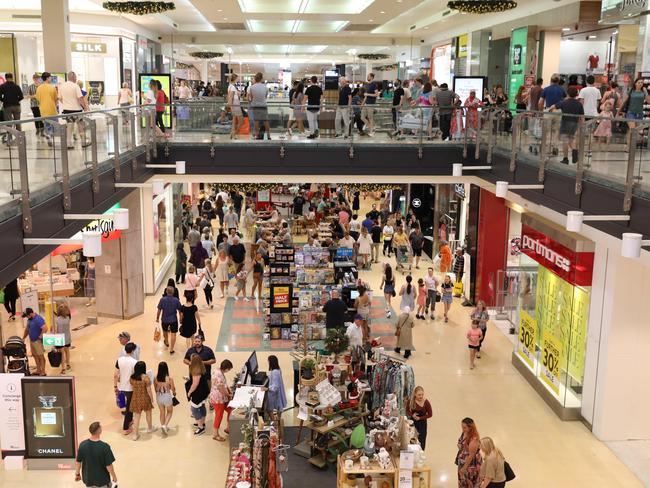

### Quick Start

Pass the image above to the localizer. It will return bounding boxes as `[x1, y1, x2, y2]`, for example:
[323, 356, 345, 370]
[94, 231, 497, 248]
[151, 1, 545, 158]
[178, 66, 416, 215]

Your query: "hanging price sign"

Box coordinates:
[539, 327, 562, 395]
[517, 311, 537, 369]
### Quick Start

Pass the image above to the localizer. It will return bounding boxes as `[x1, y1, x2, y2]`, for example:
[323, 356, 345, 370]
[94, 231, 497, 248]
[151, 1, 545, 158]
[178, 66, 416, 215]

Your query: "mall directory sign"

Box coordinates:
[508, 27, 528, 111]
[139, 73, 171, 128]
[21, 377, 77, 460]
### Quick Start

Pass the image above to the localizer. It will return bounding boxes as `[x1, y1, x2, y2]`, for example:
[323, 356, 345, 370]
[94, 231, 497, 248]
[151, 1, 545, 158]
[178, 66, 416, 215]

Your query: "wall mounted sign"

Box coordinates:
[411, 198, 421, 208]
[51, 203, 122, 256]
[72, 42, 107, 54]
[521, 225, 594, 286]
[0, 373, 26, 457]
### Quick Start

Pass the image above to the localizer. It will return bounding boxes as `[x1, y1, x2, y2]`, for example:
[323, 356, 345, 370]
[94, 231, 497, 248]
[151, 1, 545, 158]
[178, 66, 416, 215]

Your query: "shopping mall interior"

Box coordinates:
[1, 1, 650, 488]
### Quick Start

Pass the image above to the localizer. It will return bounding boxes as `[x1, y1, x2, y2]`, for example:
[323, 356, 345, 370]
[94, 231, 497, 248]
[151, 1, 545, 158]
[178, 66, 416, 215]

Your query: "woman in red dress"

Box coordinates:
[463, 90, 482, 139]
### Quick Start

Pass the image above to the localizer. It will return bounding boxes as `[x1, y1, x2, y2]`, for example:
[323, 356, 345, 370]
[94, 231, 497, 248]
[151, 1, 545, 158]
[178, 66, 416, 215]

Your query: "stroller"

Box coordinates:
[2, 336, 30, 375]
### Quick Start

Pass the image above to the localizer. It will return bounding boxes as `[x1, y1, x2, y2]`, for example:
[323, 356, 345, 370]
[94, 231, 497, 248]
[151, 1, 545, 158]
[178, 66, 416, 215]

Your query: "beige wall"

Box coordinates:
[541, 30, 561, 84]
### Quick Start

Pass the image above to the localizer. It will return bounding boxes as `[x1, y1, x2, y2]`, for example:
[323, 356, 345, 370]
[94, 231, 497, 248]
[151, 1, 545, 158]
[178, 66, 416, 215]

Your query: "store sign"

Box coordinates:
[0, 374, 26, 456]
[521, 225, 594, 286]
[270, 285, 292, 311]
[72, 42, 107, 54]
[21, 377, 77, 460]
[601, 0, 648, 21]
[411, 198, 421, 208]
[52, 203, 122, 256]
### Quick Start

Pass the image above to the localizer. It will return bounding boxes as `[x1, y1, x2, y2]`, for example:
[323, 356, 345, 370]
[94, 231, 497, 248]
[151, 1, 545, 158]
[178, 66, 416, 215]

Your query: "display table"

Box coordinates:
[227, 385, 266, 449]
[336, 455, 431, 488]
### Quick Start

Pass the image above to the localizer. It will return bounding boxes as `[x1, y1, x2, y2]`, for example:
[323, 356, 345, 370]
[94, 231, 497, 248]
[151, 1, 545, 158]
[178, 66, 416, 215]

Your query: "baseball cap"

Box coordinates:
[21, 308, 34, 317]
[118, 331, 131, 340]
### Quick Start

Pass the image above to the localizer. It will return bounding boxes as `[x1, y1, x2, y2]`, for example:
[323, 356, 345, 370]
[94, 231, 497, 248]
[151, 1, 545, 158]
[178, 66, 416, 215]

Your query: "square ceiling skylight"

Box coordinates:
[247, 20, 296, 33]
[294, 20, 349, 33]
[238, 0, 374, 14]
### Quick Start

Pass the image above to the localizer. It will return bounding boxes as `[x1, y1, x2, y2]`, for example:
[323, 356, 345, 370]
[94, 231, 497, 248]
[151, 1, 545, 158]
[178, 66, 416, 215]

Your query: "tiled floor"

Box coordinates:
[215, 294, 398, 352]
[0, 170, 645, 488]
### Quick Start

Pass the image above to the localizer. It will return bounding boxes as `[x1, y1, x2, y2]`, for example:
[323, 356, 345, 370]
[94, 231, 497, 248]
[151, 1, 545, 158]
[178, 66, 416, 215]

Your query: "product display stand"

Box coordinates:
[263, 245, 299, 341]
[336, 455, 431, 488]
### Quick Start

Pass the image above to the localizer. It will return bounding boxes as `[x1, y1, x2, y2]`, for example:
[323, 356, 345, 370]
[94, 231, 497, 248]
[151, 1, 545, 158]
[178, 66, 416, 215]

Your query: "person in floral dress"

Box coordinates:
[464, 90, 482, 139]
[455, 417, 482, 487]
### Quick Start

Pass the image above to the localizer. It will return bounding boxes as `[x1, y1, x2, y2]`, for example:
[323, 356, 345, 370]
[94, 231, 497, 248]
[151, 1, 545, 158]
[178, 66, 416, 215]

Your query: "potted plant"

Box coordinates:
[300, 357, 316, 380]
[325, 327, 349, 364]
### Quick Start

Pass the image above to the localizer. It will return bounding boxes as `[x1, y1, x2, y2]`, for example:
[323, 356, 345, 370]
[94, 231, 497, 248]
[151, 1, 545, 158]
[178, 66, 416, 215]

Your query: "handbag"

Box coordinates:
[116, 390, 127, 409]
[435, 292, 442, 302]
[153, 323, 162, 342]
[47, 349, 62, 368]
[504, 460, 516, 481]
[172, 396, 180, 407]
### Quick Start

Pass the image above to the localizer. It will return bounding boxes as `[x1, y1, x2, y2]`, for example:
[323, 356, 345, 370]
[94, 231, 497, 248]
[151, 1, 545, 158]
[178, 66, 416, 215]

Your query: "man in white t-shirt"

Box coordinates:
[577, 75, 601, 117]
[424, 267, 439, 319]
[339, 231, 356, 249]
[59, 71, 89, 149]
[114, 342, 137, 434]
[178, 80, 191, 99]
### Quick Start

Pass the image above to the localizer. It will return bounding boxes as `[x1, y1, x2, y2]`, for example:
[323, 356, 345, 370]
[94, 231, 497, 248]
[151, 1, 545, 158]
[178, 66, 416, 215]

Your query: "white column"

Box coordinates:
[140, 185, 155, 295]
[541, 31, 561, 83]
[41, 0, 71, 74]
[639, 15, 650, 73]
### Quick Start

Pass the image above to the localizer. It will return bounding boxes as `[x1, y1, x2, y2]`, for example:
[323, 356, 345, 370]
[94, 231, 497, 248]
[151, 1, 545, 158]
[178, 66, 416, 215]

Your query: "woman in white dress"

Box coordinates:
[356, 226, 373, 269]
[227, 73, 242, 139]
[214, 249, 230, 298]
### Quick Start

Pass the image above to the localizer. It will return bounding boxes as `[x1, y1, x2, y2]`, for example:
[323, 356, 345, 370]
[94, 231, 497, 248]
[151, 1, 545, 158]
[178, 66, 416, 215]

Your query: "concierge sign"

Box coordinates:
[521, 225, 594, 286]
[21, 377, 77, 461]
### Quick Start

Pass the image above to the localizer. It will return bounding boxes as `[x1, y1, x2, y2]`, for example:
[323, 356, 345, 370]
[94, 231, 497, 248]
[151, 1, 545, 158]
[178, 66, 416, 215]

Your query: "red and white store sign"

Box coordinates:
[521, 225, 594, 286]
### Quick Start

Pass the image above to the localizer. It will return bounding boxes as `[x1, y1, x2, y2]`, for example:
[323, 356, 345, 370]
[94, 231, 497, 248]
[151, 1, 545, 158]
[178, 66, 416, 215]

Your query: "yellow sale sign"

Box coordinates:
[540, 327, 562, 395]
[517, 311, 537, 369]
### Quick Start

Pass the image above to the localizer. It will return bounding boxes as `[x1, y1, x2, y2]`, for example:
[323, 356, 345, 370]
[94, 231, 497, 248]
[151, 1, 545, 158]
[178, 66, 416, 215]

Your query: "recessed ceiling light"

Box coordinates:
[424, 26, 429, 29]
[217, 9, 222, 11]
[369, 19, 373, 21]
[588, 35, 597, 39]
[562, 27, 570, 31]
[223, 17, 228, 20]
[380, 10, 385, 13]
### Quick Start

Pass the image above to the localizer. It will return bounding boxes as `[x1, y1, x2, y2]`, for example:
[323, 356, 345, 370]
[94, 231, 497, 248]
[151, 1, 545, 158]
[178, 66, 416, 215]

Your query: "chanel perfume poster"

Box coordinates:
[21, 377, 77, 459]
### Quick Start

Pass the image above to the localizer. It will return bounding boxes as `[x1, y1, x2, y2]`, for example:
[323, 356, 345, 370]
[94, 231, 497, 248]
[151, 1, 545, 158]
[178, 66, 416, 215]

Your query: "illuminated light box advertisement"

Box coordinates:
[453, 76, 487, 107]
[21, 377, 77, 460]
[139, 73, 171, 128]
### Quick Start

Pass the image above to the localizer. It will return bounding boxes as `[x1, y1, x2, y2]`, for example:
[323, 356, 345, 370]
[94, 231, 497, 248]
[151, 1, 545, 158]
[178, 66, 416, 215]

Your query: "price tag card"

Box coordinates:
[398, 471, 412, 488]
[399, 451, 415, 470]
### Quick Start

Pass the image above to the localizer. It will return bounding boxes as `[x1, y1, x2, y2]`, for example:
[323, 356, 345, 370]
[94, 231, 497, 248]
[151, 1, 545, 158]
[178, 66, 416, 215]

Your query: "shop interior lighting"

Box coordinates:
[144, 161, 186, 174]
[621, 233, 650, 259]
[495, 181, 544, 198]
[452, 163, 492, 177]
[24, 231, 103, 257]
[565, 210, 630, 233]
[63, 208, 130, 230]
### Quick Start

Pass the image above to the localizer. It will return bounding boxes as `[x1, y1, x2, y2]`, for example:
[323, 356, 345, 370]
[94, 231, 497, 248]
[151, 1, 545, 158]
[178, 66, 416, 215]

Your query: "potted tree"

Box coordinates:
[300, 357, 316, 381]
[325, 327, 349, 364]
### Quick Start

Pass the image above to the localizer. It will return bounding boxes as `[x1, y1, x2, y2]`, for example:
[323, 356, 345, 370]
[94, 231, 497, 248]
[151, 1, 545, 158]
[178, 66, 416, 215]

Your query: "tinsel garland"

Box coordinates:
[342, 184, 402, 192]
[210, 183, 277, 193]
[357, 53, 390, 61]
[102, 1, 175, 15]
[447, 0, 517, 13]
[189, 51, 224, 59]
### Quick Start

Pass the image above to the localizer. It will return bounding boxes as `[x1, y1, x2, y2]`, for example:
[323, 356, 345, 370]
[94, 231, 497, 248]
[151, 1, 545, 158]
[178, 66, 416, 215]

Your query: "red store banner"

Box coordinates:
[521, 224, 594, 286]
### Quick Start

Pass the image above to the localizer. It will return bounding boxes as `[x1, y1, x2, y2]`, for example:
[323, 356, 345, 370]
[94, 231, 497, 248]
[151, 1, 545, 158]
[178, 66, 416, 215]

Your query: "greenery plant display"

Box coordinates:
[325, 327, 349, 364]
[102, 1, 175, 15]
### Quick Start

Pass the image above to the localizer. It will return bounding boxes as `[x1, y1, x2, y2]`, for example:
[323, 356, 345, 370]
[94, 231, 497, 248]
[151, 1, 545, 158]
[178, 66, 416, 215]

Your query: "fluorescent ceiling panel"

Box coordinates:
[238, 0, 373, 14]
[294, 20, 348, 33]
[247, 20, 296, 33]
[303, 0, 374, 14]
[2, 0, 102, 9]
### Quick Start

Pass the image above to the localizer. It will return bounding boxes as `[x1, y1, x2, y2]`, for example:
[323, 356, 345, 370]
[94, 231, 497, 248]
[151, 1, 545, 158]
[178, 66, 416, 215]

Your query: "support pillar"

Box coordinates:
[539, 30, 561, 84]
[41, 0, 71, 74]
[95, 191, 145, 319]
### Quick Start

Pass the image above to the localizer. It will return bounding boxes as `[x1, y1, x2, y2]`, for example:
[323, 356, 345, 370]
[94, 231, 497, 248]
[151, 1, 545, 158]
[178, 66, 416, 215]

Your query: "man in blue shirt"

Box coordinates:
[362, 213, 374, 233]
[156, 286, 182, 354]
[361, 72, 378, 135]
[22, 308, 46, 375]
[538, 76, 566, 110]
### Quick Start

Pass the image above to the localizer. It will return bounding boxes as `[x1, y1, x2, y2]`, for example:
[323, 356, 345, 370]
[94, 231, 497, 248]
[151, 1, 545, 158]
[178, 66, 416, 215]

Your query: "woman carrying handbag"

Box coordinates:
[478, 437, 515, 487]
[199, 258, 215, 309]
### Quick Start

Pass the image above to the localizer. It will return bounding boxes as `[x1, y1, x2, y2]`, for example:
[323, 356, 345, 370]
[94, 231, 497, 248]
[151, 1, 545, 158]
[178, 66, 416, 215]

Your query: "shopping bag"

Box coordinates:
[453, 281, 463, 297]
[47, 349, 62, 368]
[153, 323, 162, 342]
[116, 391, 126, 409]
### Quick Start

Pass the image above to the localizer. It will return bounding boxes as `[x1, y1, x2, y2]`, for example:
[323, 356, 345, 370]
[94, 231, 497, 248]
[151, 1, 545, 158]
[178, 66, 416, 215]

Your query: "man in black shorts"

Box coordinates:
[156, 286, 182, 354]
[409, 225, 424, 269]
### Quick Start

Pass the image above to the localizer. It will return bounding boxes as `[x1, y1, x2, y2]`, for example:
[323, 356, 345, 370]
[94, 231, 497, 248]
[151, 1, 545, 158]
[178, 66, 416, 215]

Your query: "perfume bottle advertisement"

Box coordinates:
[21, 377, 77, 459]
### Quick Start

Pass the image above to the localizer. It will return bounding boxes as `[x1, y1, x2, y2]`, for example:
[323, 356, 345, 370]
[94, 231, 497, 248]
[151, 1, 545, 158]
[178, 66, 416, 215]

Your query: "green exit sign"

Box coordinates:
[43, 334, 66, 347]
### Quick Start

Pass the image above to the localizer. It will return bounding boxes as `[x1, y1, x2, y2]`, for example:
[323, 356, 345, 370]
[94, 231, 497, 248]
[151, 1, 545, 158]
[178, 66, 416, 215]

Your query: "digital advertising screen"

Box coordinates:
[21, 377, 77, 459]
[138, 73, 171, 128]
[453, 76, 487, 107]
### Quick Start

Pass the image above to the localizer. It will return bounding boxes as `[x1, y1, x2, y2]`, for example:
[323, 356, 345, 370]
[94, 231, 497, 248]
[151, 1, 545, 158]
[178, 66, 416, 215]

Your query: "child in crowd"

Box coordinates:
[234, 267, 248, 301]
[415, 278, 427, 320]
[466, 320, 483, 370]
[593, 99, 613, 145]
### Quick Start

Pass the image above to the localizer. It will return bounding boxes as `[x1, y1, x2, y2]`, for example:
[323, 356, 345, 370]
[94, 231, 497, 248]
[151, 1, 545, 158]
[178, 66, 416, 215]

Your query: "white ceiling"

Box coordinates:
[0, 0, 581, 64]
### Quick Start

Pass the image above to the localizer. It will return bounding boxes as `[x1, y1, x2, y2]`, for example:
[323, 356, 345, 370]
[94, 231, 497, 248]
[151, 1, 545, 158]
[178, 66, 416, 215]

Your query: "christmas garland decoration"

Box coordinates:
[447, 0, 517, 13]
[102, 1, 175, 14]
[210, 183, 277, 193]
[357, 53, 390, 61]
[376, 64, 398, 71]
[189, 51, 224, 59]
[342, 184, 402, 193]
